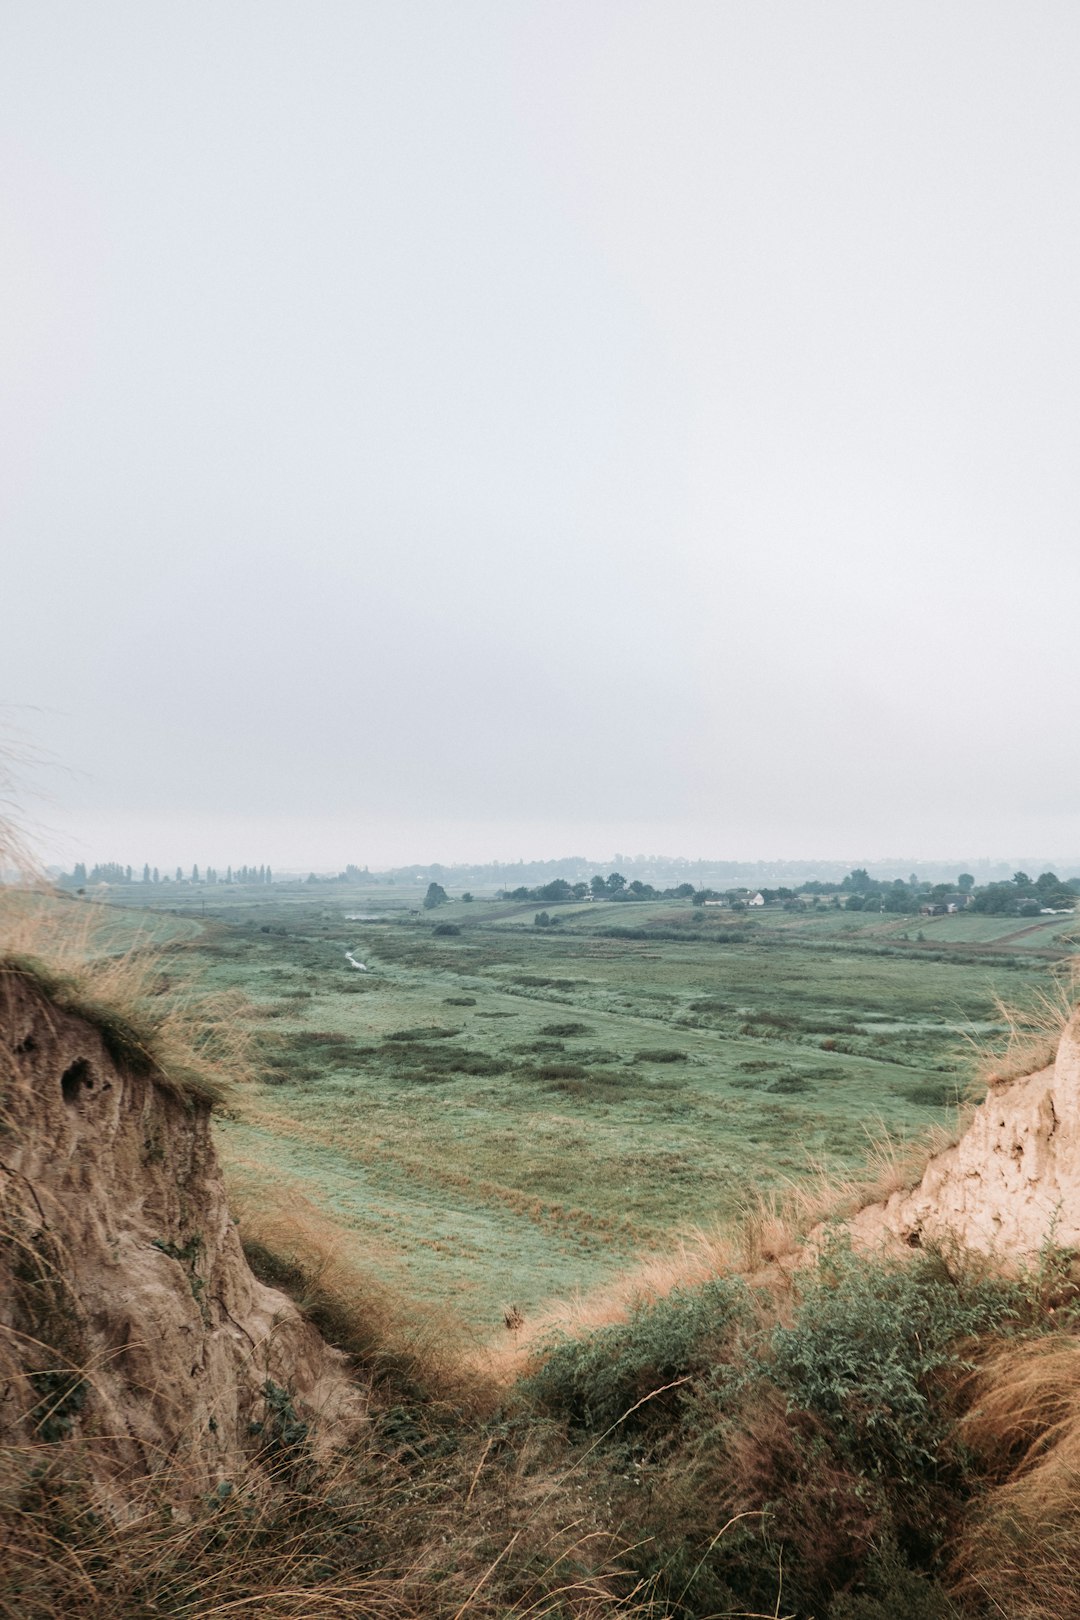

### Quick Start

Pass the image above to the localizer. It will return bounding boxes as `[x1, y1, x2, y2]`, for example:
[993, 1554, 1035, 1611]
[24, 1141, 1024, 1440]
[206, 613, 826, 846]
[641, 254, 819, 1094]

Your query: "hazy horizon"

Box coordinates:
[4, 3, 1079, 865]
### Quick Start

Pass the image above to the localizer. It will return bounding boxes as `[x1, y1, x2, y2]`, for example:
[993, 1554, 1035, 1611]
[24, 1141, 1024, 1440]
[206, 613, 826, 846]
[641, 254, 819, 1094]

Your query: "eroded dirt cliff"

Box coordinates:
[850, 1011, 1080, 1259]
[0, 966, 364, 1494]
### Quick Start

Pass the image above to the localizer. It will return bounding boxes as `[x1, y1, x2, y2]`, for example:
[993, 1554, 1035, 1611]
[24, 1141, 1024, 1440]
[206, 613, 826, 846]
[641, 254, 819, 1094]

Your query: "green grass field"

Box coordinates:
[101, 881, 1077, 1333]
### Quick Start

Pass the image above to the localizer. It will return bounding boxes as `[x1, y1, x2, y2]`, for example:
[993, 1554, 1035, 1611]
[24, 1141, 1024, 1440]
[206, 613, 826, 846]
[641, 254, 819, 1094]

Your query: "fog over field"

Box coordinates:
[2, 2, 1078, 867]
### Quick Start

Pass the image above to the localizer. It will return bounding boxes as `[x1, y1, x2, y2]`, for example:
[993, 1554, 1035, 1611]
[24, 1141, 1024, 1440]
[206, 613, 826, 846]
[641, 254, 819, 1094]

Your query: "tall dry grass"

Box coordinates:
[0, 1425, 655, 1620]
[952, 1333, 1080, 1619]
[964, 957, 1080, 1089]
[0, 727, 43, 883]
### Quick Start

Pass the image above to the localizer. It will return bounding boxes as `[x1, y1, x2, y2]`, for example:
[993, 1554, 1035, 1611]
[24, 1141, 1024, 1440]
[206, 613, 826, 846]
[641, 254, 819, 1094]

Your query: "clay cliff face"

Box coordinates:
[851, 1011, 1080, 1260]
[0, 968, 363, 1492]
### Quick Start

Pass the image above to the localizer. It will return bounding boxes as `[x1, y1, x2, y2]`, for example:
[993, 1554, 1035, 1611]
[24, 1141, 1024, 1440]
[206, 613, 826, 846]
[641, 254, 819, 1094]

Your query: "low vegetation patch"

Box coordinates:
[900, 1079, 962, 1108]
[519, 1237, 1080, 1619]
[383, 1025, 461, 1041]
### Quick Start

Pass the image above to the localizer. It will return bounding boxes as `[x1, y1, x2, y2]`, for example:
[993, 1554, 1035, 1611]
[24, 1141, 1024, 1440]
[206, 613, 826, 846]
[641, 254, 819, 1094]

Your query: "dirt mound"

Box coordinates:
[850, 1010, 1080, 1259]
[0, 966, 364, 1496]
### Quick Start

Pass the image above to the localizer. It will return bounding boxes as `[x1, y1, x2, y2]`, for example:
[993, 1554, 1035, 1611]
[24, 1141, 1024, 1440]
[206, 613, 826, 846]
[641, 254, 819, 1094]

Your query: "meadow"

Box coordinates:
[97, 879, 1078, 1339]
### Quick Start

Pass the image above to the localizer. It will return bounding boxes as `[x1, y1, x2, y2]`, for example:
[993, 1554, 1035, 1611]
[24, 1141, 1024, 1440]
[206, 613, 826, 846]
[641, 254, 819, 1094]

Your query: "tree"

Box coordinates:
[142, 863, 150, 883]
[461, 892, 474, 902]
[192, 864, 200, 884]
[958, 874, 974, 893]
[590, 875, 607, 898]
[607, 872, 627, 893]
[423, 882, 448, 910]
[537, 879, 573, 904]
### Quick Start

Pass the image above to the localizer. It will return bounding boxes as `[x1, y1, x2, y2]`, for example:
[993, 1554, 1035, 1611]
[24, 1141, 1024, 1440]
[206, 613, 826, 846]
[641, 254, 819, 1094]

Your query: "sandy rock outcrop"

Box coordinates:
[850, 1012, 1080, 1260]
[0, 968, 364, 1492]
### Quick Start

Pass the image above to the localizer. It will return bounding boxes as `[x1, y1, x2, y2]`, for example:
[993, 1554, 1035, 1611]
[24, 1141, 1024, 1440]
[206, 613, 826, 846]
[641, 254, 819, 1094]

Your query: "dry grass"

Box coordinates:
[964, 959, 1080, 1090]
[0, 888, 252, 1106]
[0, 731, 43, 883]
[952, 1332, 1080, 1619]
[0, 1430, 655, 1620]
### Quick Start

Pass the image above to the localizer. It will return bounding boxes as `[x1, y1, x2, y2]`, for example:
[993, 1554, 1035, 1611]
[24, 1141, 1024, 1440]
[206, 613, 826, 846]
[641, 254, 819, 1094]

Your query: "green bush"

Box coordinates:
[771, 1242, 1023, 1491]
[525, 1278, 750, 1433]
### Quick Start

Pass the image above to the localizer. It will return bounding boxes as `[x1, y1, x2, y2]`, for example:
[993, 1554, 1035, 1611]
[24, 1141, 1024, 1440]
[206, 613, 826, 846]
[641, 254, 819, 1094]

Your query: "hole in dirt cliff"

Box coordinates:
[60, 1059, 93, 1104]
[15, 1034, 37, 1055]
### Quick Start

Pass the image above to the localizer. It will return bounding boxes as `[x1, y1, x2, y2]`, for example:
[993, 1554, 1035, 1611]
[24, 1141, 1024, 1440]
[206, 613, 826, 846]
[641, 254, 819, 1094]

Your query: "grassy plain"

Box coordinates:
[102, 881, 1077, 1336]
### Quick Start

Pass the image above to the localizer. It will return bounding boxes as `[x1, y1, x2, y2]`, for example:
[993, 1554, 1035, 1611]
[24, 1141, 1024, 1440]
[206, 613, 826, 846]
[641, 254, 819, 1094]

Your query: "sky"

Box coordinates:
[3, 2, 1079, 871]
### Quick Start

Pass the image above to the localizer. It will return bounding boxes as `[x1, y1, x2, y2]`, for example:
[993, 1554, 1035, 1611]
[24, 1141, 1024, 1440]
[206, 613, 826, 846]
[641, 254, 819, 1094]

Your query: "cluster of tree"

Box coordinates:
[71, 862, 132, 885]
[502, 873, 698, 904]
[227, 864, 273, 885]
[61, 862, 134, 887]
[970, 871, 1078, 916]
[175, 864, 272, 886]
[423, 882, 449, 910]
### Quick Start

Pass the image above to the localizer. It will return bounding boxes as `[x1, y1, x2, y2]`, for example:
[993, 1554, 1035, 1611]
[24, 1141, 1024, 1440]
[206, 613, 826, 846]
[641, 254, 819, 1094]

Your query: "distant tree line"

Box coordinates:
[497, 866, 1079, 919]
[969, 870, 1078, 916]
[59, 862, 273, 888]
[501, 873, 698, 904]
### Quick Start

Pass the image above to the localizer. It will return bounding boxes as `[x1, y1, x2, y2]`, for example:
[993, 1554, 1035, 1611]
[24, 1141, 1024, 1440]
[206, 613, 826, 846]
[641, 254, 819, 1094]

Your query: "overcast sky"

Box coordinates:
[3, 2, 1079, 870]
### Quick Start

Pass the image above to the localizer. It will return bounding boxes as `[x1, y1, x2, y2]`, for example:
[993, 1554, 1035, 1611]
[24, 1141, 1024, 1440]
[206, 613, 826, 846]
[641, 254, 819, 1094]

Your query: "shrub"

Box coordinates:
[766, 1072, 812, 1094]
[771, 1242, 1024, 1496]
[900, 1080, 960, 1108]
[525, 1278, 750, 1433]
[382, 1043, 509, 1079]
